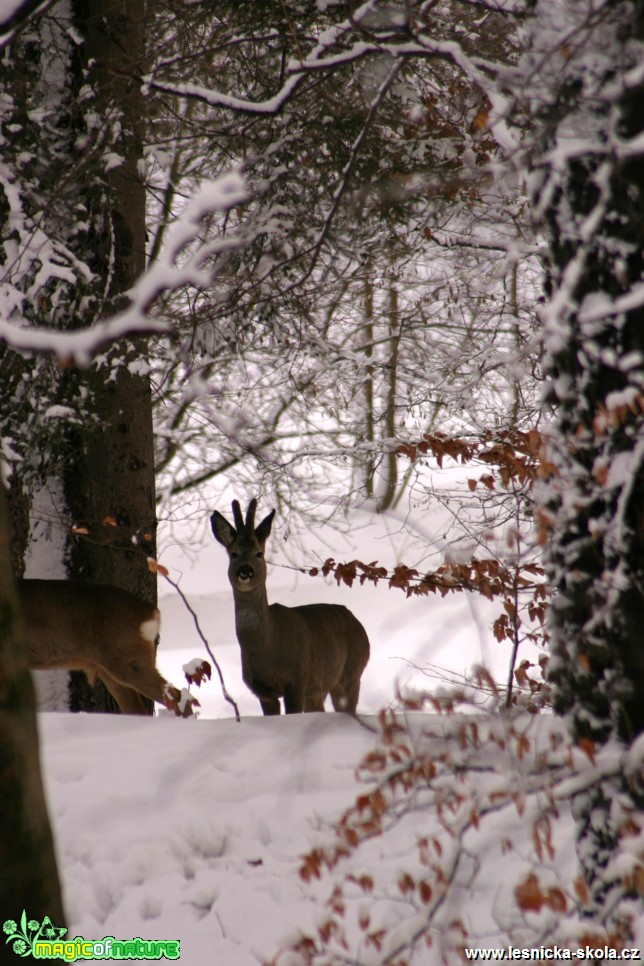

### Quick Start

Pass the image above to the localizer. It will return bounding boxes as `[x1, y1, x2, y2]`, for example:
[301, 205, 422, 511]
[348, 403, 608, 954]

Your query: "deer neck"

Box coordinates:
[232, 585, 273, 653]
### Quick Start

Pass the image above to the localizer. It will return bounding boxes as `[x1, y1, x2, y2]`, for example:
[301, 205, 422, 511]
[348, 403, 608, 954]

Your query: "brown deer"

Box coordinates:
[18, 579, 196, 716]
[211, 499, 370, 715]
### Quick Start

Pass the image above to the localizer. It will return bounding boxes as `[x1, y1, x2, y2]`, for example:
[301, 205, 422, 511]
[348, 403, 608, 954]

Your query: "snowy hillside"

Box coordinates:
[36, 705, 644, 965]
[40, 712, 376, 965]
[28, 530, 642, 962]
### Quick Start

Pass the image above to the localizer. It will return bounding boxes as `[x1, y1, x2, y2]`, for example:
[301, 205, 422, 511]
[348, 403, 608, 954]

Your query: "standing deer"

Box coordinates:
[211, 499, 370, 715]
[18, 579, 196, 716]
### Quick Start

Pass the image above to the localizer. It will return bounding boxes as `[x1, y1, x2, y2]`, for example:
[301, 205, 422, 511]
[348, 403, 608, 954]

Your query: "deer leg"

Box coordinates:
[96, 644, 178, 714]
[331, 680, 360, 714]
[97, 670, 151, 715]
[304, 694, 326, 712]
[283, 684, 305, 714]
[259, 696, 281, 715]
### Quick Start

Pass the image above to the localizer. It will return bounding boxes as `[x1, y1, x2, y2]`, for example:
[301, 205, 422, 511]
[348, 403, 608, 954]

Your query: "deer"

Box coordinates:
[18, 579, 196, 716]
[211, 499, 370, 715]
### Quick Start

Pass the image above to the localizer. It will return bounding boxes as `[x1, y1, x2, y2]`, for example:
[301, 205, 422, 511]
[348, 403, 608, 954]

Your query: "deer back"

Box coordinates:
[16, 579, 195, 716]
[18, 579, 159, 672]
[268, 601, 364, 685]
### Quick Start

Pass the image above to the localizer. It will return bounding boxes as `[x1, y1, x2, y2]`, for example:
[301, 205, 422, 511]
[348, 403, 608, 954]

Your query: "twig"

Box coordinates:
[161, 572, 241, 722]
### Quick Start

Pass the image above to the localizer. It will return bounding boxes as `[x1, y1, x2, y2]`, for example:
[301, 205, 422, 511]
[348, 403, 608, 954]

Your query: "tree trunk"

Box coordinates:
[63, 0, 156, 712]
[528, 0, 644, 917]
[0, 483, 64, 923]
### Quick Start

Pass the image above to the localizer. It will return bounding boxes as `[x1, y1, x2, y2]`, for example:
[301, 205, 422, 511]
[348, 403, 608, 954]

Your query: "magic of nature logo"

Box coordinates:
[3, 911, 180, 960]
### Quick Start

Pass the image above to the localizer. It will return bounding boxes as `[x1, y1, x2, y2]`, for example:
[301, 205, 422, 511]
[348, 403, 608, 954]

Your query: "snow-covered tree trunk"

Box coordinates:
[526, 0, 644, 914]
[62, 0, 156, 712]
[0, 484, 64, 920]
[0, 0, 156, 712]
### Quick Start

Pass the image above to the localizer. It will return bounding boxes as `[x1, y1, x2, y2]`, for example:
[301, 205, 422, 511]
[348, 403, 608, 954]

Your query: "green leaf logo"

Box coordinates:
[3, 910, 67, 958]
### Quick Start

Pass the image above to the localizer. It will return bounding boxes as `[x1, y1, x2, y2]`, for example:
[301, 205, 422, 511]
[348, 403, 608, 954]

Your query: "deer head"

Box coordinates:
[210, 498, 276, 594]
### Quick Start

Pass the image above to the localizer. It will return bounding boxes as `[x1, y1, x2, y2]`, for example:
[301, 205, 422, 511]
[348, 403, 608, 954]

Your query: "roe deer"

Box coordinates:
[18, 579, 196, 716]
[211, 499, 370, 715]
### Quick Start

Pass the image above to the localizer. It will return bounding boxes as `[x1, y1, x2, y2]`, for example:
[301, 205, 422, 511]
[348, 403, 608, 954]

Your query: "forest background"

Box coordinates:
[0, 0, 643, 957]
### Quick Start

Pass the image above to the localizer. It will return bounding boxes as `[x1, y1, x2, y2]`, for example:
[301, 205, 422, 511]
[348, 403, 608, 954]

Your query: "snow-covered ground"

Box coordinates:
[26, 514, 643, 964]
[30, 569, 507, 963]
[36, 703, 644, 965]
[40, 711, 377, 965]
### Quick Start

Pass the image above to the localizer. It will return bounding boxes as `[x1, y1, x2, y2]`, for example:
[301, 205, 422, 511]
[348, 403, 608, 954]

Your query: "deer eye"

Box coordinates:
[255, 551, 264, 559]
[230, 551, 239, 559]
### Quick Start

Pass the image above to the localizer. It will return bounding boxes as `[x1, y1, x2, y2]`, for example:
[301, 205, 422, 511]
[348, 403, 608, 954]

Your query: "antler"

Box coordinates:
[232, 500, 245, 532]
[245, 499, 258, 532]
[231, 499, 258, 533]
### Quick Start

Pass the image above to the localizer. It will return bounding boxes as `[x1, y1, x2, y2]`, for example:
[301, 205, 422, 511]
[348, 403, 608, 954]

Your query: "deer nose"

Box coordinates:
[237, 565, 254, 582]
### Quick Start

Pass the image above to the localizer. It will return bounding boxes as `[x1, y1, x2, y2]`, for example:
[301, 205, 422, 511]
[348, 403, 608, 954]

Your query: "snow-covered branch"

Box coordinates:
[0, 0, 52, 47]
[0, 172, 248, 364]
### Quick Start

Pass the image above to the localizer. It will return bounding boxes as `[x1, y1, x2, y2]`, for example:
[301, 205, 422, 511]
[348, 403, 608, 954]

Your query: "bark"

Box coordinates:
[528, 0, 644, 917]
[64, 0, 156, 712]
[539, 9, 644, 746]
[7, 476, 30, 577]
[362, 273, 375, 499]
[0, 483, 64, 922]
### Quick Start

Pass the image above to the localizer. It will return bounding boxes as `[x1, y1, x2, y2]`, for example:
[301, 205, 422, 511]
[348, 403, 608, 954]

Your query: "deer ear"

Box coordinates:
[255, 509, 275, 544]
[211, 511, 236, 548]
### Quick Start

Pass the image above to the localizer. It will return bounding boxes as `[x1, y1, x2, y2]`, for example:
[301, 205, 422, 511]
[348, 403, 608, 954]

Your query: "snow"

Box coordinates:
[31, 525, 644, 963]
[0, 171, 248, 364]
[27, 519, 530, 961]
[0, 0, 49, 40]
[41, 713, 372, 964]
[37, 699, 644, 962]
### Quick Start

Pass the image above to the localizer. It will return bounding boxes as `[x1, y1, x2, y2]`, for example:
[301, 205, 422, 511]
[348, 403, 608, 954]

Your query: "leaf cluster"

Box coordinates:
[271, 700, 644, 964]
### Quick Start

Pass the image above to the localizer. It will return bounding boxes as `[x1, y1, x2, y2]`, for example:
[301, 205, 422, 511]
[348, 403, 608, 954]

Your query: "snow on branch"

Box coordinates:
[0, 171, 248, 365]
[144, 1, 383, 114]
[144, 1, 518, 151]
[0, 0, 52, 48]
